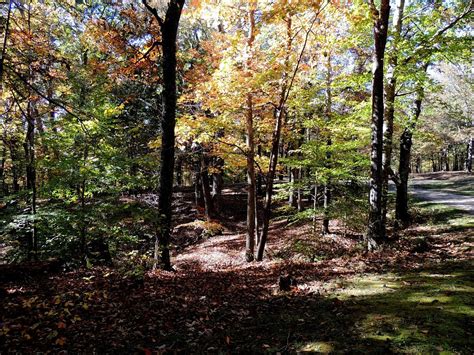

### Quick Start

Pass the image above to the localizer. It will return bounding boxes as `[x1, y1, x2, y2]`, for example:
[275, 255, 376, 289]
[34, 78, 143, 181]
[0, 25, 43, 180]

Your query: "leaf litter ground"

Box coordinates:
[1, 187, 473, 353]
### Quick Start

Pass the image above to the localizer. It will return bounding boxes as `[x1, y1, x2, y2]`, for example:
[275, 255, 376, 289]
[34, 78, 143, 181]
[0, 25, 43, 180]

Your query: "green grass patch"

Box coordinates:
[411, 198, 473, 231]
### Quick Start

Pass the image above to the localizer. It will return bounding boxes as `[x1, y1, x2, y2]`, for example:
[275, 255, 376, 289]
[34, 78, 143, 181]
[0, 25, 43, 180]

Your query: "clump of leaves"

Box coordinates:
[199, 220, 225, 238]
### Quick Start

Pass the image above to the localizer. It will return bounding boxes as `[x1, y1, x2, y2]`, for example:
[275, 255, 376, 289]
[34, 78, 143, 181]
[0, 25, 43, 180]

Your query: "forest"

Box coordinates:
[0, 0, 473, 352]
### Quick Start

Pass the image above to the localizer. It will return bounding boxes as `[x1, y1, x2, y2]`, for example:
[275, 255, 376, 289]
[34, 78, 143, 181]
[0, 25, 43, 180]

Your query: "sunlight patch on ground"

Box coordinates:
[297, 341, 333, 353]
[407, 293, 452, 304]
[317, 274, 401, 299]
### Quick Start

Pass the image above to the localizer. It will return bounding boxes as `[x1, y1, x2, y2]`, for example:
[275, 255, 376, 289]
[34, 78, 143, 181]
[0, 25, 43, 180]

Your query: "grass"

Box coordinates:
[232, 264, 473, 354]
[411, 198, 474, 231]
[285, 196, 473, 353]
[346, 269, 473, 353]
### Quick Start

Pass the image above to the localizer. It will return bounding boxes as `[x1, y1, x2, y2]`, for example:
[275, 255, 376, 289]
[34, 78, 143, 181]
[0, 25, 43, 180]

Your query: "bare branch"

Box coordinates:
[142, 0, 164, 27]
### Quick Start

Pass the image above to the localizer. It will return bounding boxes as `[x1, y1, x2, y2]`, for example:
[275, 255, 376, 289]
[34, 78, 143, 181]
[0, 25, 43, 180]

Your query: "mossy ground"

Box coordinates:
[252, 199, 473, 353]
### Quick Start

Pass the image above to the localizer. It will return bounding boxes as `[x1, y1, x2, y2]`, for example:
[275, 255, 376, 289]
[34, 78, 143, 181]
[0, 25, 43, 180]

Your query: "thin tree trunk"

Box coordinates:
[466, 137, 473, 172]
[396, 72, 426, 226]
[256, 15, 293, 261]
[416, 156, 421, 173]
[245, 4, 257, 262]
[256, 145, 264, 196]
[323, 52, 332, 235]
[256, 12, 317, 260]
[79, 149, 88, 263]
[289, 165, 297, 208]
[297, 168, 303, 212]
[366, 0, 390, 250]
[200, 153, 213, 219]
[143, 0, 185, 270]
[24, 5, 37, 260]
[453, 148, 459, 171]
[211, 169, 223, 212]
[0, 0, 12, 86]
[9, 142, 19, 193]
[24, 102, 37, 260]
[256, 107, 285, 261]
[313, 183, 318, 229]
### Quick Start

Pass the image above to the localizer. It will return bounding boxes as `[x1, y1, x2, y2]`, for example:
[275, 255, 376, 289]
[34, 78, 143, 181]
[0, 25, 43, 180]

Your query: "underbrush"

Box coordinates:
[0, 196, 157, 267]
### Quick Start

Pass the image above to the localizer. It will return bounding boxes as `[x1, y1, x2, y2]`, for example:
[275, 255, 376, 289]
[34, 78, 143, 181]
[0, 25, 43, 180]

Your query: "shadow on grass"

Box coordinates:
[226, 261, 474, 353]
[410, 198, 473, 233]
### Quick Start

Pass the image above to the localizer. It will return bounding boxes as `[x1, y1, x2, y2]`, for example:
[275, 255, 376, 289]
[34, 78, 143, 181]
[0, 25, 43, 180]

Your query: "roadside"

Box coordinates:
[410, 172, 473, 215]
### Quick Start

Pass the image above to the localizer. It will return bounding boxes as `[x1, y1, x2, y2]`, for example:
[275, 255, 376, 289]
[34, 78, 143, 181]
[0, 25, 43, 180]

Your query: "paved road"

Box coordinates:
[410, 180, 474, 215]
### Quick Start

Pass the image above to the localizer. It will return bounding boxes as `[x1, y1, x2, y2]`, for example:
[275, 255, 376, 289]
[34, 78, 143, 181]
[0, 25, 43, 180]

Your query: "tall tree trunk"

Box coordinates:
[256, 107, 285, 261]
[382, 0, 405, 230]
[79, 147, 88, 264]
[366, 0, 390, 250]
[143, 0, 185, 270]
[256, 12, 317, 260]
[24, 102, 37, 260]
[24, 5, 37, 260]
[0, 0, 12, 87]
[396, 76, 426, 226]
[245, 4, 257, 262]
[322, 52, 332, 235]
[256, 15, 294, 261]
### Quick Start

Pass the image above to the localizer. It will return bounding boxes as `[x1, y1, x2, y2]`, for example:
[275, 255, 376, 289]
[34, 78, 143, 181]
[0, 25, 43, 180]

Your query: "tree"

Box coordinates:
[366, 0, 390, 250]
[244, 1, 257, 262]
[256, 3, 322, 261]
[381, 0, 405, 230]
[392, 0, 473, 225]
[143, 0, 186, 270]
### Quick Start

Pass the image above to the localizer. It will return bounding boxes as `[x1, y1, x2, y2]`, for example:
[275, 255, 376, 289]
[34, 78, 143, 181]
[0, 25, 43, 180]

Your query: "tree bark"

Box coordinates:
[381, 0, 405, 230]
[9, 142, 19, 193]
[256, 12, 317, 260]
[322, 52, 332, 235]
[244, 4, 257, 262]
[256, 15, 294, 261]
[366, 0, 390, 250]
[466, 137, 473, 172]
[143, 0, 185, 270]
[396, 76, 426, 226]
[0, 0, 12, 87]
[200, 153, 214, 219]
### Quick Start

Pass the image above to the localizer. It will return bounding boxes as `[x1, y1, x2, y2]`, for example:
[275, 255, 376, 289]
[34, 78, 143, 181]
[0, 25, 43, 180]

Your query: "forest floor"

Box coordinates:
[1, 174, 473, 353]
